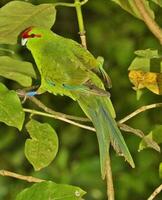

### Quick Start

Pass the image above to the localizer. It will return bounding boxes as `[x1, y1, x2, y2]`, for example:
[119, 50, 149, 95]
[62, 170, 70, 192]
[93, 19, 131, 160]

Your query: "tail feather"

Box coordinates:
[78, 96, 135, 179]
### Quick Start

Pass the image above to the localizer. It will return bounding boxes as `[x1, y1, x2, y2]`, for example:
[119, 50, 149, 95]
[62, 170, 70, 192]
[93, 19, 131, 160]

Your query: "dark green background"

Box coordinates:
[0, 0, 162, 199]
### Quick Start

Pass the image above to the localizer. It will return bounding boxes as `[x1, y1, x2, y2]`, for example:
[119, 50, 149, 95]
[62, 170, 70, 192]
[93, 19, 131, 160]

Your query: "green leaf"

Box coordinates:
[25, 119, 59, 171]
[112, 0, 154, 20]
[151, 0, 162, 7]
[16, 181, 86, 200]
[0, 56, 36, 87]
[0, 82, 24, 130]
[138, 134, 160, 152]
[128, 49, 162, 95]
[0, 1, 56, 44]
[139, 125, 162, 151]
[134, 49, 159, 58]
[129, 49, 162, 72]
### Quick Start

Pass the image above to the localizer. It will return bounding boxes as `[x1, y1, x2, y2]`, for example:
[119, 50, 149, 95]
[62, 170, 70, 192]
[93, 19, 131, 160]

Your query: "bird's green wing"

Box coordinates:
[66, 39, 112, 88]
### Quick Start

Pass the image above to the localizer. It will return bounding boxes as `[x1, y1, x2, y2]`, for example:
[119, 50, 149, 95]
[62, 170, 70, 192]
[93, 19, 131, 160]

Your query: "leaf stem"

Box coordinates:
[74, 0, 87, 48]
[0, 169, 44, 183]
[134, 0, 162, 44]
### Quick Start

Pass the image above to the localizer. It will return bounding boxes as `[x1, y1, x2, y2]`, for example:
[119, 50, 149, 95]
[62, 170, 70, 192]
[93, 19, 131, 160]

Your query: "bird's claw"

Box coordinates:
[26, 91, 37, 96]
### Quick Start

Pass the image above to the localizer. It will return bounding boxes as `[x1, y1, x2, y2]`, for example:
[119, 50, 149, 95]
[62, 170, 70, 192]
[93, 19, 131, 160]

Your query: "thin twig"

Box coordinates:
[118, 103, 162, 124]
[134, 0, 162, 44]
[118, 123, 160, 152]
[17, 90, 90, 122]
[0, 170, 44, 183]
[18, 91, 162, 141]
[118, 123, 145, 138]
[106, 154, 115, 200]
[29, 96, 90, 122]
[147, 184, 162, 200]
[23, 108, 95, 132]
[54, 0, 88, 7]
[75, 0, 87, 48]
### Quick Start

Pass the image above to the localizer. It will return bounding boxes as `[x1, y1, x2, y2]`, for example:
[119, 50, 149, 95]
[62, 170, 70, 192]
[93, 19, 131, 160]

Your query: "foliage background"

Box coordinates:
[0, 0, 162, 199]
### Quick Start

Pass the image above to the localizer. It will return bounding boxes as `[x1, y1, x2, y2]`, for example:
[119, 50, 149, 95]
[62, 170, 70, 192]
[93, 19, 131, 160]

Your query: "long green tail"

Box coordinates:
[78, 95, 135, 179]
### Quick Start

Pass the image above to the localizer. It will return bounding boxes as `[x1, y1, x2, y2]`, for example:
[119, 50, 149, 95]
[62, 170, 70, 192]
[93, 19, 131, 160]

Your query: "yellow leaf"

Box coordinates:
[129, 70, 162, 95]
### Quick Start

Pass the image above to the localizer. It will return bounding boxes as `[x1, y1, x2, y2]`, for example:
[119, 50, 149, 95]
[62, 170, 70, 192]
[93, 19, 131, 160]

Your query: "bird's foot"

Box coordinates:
[26, 91, 38, 97]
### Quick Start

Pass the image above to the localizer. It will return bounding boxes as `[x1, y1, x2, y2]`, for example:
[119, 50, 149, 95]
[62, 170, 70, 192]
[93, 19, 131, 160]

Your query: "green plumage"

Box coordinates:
[23, 27, 134, 179]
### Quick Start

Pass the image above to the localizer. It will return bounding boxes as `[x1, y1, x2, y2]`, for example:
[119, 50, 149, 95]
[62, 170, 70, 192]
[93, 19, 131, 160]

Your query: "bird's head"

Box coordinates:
[20, 26, 44, 46]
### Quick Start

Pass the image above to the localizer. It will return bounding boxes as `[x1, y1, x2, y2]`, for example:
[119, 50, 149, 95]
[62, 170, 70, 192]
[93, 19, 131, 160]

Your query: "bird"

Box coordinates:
[20, 26, 134, 179]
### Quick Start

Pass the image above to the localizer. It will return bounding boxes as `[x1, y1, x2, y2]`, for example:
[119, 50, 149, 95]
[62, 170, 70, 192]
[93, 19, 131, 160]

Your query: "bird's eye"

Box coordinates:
[30, 34, 35, 38]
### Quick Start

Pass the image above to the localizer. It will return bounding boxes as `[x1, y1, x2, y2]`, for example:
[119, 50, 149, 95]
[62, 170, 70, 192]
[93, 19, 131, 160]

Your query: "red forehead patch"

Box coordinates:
[21, 27, 33, 38]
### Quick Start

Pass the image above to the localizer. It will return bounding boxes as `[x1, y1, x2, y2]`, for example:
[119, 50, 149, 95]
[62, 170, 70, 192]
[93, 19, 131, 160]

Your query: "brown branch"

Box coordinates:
[147, 184, 162, 200]
[118, 123, 160, 152]
[0, 169, 44, 183]
[17, 90, 90, 122]
[18, 90, 162, 149]
[24, 108, 95, 132]
[106, 154, 115, 200]
[118, 103, 162, 124]
[79, 32, 87, 49]
[30, 96, 90, 122]
[118, 123, 145, 138]
[134, 0, 162, 44]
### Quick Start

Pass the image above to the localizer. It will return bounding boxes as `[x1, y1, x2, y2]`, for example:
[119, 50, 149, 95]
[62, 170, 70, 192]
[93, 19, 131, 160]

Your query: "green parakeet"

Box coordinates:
[20, 27, 134, 179]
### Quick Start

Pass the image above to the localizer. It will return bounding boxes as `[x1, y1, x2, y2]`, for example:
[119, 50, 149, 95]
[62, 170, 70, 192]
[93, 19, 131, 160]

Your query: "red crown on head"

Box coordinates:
[21, 27, 33, 38]
[21, 26, 41, 39]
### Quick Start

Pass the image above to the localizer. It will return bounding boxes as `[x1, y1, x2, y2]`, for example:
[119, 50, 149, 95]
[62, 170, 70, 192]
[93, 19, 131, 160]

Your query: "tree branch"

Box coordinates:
[0, 169, 44, 183]
[23, 108, 95, 132]
[17, 90, 90, 122]
[106, 153, 115, 200]
[118, 103, 162, 124]
[147, 184, 162, 200]
[134, 0, 162, 44]
[30, 96, 90, 122]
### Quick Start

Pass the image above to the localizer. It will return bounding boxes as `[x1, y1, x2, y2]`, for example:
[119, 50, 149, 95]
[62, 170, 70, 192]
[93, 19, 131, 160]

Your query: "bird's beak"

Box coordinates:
[21, 38, 28, 46]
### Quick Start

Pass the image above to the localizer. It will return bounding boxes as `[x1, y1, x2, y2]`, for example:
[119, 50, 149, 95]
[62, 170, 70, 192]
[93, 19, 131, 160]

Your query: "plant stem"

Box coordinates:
[147, 184, 162, 200]
[23, 108, 95, 132]
[29, 96, 90, 122]
[54, 2, 76, 7]
[134, 0, 162, 44]
[0, 169, 44, 183]
[17, 91, 90, 122]
[75, 0, 87, 48]
[118, 103, 162, 124]
[54, 0, 88, 7]
[106, 153, 115, 200]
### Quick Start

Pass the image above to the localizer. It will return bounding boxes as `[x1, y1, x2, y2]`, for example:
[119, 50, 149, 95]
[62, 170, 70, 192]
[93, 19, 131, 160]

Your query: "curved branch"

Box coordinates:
[118, 103, 162, 124]
[24, 108, 95, 132]
[17, 90, 90, 122]
[134, 0, 162, 44]
[29, 96, 90, 122]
